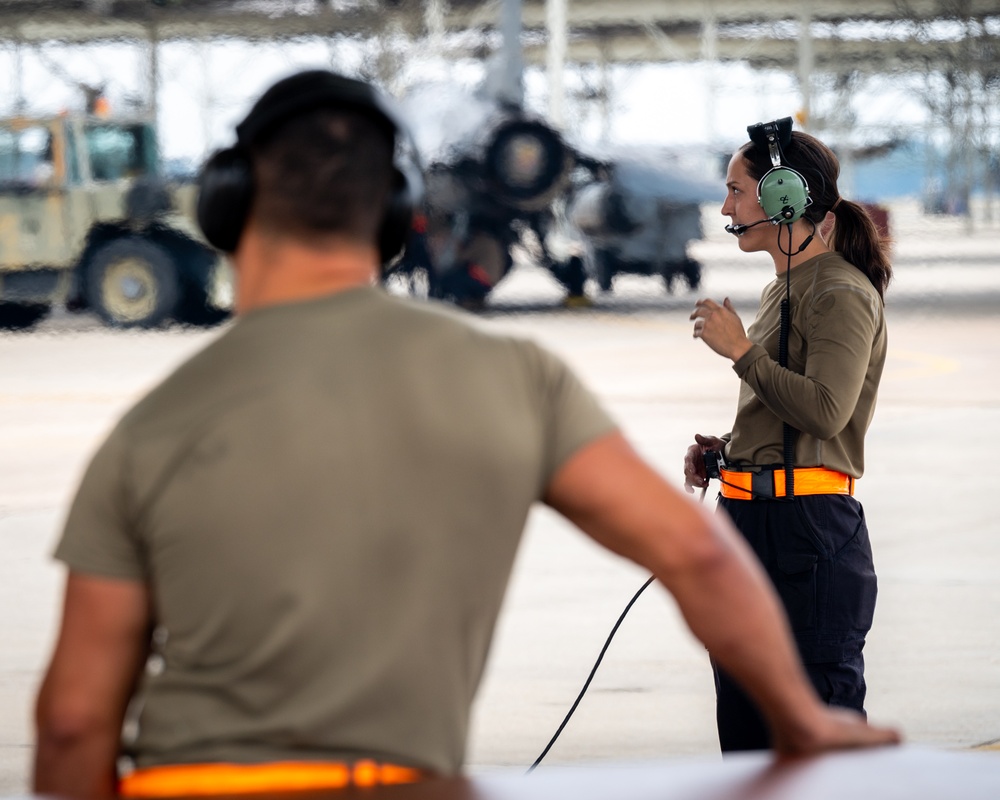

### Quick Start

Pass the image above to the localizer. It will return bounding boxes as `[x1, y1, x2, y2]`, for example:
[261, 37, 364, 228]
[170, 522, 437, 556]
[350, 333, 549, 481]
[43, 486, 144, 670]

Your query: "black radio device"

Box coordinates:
[703, 449, 726, 481]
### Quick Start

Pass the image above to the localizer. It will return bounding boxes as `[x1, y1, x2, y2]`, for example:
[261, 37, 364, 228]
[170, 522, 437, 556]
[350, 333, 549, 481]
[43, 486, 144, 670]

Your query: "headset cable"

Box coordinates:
[526, 573, 656, 773]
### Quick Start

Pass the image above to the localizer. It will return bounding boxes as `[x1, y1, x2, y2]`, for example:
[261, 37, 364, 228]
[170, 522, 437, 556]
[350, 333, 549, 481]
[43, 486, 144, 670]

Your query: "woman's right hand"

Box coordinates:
[683, 433, 727, 493]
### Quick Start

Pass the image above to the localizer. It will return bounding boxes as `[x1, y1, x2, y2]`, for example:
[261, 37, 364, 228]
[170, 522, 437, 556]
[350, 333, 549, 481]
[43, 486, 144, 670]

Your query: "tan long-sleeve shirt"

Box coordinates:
[725, 252, 887, 478]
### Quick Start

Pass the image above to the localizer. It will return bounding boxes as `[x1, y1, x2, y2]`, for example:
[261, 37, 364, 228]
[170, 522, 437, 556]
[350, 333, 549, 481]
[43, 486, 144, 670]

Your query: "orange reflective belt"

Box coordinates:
[719, 466, 854, 500]
[118, 760, 429, 797]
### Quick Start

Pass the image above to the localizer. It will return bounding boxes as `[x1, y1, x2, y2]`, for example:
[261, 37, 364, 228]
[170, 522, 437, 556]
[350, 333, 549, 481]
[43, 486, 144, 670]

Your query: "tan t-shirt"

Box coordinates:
[55, 286, 617, 774]
[726, 252, 887, 477]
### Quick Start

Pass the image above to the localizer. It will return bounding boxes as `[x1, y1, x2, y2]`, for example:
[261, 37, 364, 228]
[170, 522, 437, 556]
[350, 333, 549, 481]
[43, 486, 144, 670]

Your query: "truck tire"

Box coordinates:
[595, 249, 614, 293]
[662, 258, 702, 294]
[176, 281, 231, 327]
[0, 302, 50, 331]
[682, 257, 702, 290]
[550, 255, 587, 298]
[86, 238, 180, 328]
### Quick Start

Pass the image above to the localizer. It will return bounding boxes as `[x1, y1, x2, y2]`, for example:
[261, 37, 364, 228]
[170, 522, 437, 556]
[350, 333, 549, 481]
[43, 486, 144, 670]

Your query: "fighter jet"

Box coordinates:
[387, 87, 718, 308]
[388, 80, 591, 308]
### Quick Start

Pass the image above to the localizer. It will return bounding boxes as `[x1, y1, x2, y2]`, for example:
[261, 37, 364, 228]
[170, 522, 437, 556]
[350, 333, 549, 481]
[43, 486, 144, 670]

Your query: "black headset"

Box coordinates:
[746, 117, 811, 224]
[196, 69, 421, 265]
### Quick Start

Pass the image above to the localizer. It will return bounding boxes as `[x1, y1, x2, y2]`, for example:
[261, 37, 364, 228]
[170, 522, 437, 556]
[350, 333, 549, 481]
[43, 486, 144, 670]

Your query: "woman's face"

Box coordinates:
[721, 152, 772, 253]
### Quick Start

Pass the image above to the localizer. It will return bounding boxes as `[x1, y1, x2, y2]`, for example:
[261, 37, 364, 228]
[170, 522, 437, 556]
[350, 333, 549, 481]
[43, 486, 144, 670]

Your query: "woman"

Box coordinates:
[685, 119, 891, 752]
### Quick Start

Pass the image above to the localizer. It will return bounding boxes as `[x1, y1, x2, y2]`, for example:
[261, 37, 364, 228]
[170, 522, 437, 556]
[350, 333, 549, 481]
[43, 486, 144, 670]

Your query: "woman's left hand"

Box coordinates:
[690, 297, 753, 362]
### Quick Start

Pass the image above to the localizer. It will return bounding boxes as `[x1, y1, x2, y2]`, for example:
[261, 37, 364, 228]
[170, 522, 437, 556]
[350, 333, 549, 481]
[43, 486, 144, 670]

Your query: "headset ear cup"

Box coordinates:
[377, 166, 417, 266]
[197, 148, 255, 253]
[757, 166, 810, 224]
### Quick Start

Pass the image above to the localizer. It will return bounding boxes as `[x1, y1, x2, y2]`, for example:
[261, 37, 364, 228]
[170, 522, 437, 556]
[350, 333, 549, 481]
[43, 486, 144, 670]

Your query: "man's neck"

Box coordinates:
[233, 229, 381, 314]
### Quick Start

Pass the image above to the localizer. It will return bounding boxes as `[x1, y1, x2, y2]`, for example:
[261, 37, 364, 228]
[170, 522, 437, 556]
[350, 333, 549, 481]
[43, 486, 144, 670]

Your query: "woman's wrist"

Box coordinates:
[729, 338, 753, 362]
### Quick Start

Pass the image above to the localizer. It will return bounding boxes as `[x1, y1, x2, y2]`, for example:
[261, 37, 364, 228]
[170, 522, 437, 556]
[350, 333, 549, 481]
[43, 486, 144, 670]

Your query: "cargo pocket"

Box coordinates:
[775, 552, 819, 631]
[830, 526, 878, 633]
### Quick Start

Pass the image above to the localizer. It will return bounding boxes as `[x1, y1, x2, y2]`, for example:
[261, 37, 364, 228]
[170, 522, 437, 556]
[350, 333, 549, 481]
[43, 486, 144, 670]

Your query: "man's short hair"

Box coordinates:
[249, 109, 394, 246]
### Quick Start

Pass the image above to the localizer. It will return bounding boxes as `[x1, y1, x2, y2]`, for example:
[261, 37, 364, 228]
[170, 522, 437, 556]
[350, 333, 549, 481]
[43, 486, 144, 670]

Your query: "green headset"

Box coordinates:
[747, 117, 812, 224]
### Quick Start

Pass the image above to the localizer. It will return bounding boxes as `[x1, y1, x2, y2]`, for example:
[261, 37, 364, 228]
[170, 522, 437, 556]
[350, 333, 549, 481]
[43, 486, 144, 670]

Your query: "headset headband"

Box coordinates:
[235, 70, 402, 149]
[747, 117, 793, 169]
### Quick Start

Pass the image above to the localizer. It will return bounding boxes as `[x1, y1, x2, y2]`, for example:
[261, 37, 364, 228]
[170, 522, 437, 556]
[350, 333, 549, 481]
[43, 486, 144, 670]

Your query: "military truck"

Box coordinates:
[0, 111, 231, 330]
[563, 147, 718, 295]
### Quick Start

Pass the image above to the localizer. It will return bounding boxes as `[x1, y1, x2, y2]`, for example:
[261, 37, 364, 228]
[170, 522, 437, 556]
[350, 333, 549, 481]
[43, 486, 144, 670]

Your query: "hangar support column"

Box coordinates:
[546, 0, 567, 128]
[797, 0, 814, 130]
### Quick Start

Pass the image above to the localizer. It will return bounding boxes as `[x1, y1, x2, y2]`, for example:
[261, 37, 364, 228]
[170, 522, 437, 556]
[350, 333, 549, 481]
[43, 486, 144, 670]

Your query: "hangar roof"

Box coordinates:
[0, 0, 996, 73]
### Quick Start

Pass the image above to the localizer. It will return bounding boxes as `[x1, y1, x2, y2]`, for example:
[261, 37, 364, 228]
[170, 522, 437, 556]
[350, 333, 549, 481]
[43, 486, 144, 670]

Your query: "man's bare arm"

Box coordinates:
[34, 572, 151, 798]
[544, 431, 900, 755]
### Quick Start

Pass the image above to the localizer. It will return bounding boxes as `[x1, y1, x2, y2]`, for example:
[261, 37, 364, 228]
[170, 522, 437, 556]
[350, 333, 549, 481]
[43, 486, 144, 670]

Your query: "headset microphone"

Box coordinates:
[725, 218, 771, 236]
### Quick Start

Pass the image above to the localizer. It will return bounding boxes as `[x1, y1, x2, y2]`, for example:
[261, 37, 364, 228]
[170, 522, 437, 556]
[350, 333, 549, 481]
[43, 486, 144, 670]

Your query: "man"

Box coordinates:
[34, 70, 899, 798]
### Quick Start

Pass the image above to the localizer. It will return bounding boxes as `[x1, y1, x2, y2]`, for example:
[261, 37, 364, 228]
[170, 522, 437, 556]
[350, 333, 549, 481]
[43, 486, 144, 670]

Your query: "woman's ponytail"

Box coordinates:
[828, 199, 893, 300]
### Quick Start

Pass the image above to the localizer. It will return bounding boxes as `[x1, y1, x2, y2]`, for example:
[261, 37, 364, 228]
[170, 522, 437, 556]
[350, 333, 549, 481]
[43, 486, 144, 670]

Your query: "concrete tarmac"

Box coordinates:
[2, 202, 999, 791]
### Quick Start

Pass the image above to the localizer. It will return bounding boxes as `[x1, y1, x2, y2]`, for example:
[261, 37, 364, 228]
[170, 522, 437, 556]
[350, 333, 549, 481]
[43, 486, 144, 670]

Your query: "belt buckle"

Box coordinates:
[751, 467, 775, 499]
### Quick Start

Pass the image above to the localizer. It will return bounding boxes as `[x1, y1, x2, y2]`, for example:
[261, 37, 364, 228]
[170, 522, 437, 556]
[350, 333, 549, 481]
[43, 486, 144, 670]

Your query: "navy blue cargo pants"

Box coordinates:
[712, 493, 878, 752]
